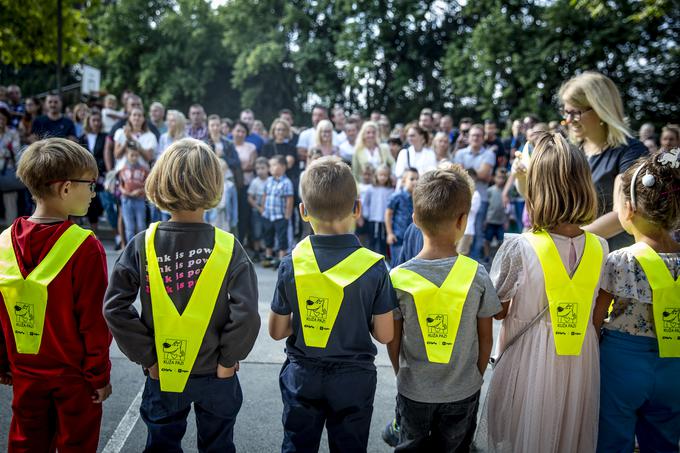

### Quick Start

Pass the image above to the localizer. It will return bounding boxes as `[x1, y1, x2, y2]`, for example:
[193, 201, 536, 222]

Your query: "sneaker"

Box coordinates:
[262, 256, 274, 268]
[381, 418, 400, 447]
[271, 258, 281, 270]
[252, 252, 261, 263]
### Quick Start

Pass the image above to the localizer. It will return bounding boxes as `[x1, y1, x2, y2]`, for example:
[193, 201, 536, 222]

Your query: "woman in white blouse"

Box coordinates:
[113, 107, 157, 167]
[394, 125, 437, 179]
[352, 121, 395, 183]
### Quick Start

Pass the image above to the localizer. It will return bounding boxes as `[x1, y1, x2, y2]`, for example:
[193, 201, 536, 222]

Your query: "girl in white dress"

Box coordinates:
[485, 132, 608, 452]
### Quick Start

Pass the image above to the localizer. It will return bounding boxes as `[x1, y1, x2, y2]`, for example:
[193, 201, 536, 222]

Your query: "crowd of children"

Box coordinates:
[0, 134, 678, 453]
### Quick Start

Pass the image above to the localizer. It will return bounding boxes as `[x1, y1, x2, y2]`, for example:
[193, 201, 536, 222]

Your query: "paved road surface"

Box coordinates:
[0, 241, 498, 452]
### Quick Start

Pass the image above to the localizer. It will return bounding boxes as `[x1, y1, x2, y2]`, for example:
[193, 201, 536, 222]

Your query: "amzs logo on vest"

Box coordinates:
[14, 303, 35, 328]
[306, 297, 328, 323]
[663, 308, 680, 333]
[162, 339, 187, 365]
[556, 303, 578, 328]
[426, 314, 448, 338]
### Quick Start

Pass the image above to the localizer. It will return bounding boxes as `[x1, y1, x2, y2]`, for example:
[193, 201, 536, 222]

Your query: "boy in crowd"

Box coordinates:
[386, 168, 419, 266]
[0, 138, 111, 452]
[104, 139, 260, 452]
[387, 166, 501, 451]
[261, 154, 294, 268]
[247, 156, 270, 262]
[483, 168, 508, 262]
[269, 156, 395, 452]
[119, 144, 150, 244]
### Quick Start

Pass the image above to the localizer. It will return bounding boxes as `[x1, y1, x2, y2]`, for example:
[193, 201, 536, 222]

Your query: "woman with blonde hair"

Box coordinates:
[310, 119, 339, 158]
[559, 71, 647, 251]
[351, 121, 395, 183]
[72, 102, 90, 137]
[157, 110, 187, 159]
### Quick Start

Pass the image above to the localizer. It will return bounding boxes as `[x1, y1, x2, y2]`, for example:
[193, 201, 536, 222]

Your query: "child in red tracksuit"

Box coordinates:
[0, 138, 111, 452]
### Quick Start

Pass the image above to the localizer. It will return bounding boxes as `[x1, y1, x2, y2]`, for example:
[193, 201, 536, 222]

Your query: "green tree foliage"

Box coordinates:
[89, 0, 240, 116]
[442, 0, 679, 124]
[5, 0, 677, 128]
[0, 0, 95, 67]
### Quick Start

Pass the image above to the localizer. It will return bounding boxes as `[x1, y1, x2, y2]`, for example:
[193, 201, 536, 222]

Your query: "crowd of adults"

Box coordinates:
[0, 71, 678, 259]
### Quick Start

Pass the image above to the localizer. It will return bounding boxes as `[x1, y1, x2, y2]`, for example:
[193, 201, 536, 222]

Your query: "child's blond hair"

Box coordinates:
[526, 132, 598, 231]
[17, 138, 98, 200]
[413, 165, 473, 235]
[300, 156, 356, 221]
[145, 138, 223, 212]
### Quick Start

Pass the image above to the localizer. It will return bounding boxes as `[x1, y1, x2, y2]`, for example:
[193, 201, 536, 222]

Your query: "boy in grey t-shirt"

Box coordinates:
[386, 166, 501, 452]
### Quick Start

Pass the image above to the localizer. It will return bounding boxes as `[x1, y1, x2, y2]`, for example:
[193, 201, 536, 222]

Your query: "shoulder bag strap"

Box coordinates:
[489, 304, 549, 368]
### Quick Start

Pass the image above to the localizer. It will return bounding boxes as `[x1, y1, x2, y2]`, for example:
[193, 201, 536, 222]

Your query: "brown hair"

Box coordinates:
[145, 138, 223, 212]
[17, 138, 98, 199]
[300, 156, 357, 221]
[413, 166, 474, 235]
[526, 132, 597, 231]
[619, 151, 680, 230]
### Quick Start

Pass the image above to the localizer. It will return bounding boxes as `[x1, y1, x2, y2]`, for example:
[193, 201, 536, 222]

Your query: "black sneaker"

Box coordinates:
[271, 258, 281, 270]
[252, 252, 261, 263]
[381, 418, 400, 447]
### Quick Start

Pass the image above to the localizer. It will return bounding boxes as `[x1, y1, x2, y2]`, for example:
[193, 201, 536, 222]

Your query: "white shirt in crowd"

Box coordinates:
[394, 145, 438, 178]
[113, 128, 157, 170]
[101, 108, 124, 133]
[296, 127, 343, 150]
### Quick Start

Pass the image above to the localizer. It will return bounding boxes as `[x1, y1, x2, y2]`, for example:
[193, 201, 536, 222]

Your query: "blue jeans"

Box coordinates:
[121, 197, 147, 243]
[598, 329, 680, 452]
[140, 375, 242, 453]
[471, 201, 489, 260]
[98, 191, 118, 231]
[513, 199, 525, 233]
[280, 359, 376, 453]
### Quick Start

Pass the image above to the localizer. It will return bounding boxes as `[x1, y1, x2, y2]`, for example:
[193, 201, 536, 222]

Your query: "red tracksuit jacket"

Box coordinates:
[0, 218, 111, 389]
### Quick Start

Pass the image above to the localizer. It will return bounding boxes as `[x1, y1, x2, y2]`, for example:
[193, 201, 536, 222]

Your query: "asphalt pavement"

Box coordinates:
[0, 240, 498, 452]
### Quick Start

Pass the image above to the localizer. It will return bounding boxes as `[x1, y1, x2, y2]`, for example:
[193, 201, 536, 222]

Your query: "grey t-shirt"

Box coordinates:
[486, 185, 506, 225]
[394, 256, 501, 403]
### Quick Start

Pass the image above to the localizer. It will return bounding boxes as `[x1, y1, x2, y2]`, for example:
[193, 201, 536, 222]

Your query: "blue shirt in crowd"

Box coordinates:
[397, 223, 424, 266]
[32, 115, 77, 139]
[270, 234, 396, 368]
[263, 175, 294, 221]
[387, 190, 414, 245]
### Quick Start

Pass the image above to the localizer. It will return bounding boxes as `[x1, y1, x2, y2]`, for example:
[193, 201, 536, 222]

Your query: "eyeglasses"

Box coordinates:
[561, 108, 592, 122]
[46, 179, 97, 193]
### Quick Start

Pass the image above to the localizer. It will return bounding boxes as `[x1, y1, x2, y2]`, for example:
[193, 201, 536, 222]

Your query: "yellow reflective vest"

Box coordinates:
[390, 255, 478, 363]
[0, 224, 92, 354]
[524, 231, 603, 356]
[631, 242, 680, 358]
[146, 222, 234, 392]
[292, 237, 383, 349]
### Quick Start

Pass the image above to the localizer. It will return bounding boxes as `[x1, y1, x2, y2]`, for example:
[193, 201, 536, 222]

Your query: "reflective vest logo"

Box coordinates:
[0, 224, 93, 354]
[14, 303, 35, 328]
[524, 231, 603, 356]
[556, 303, 578, 329]
[427, 314, 448, 338]
[162, 339, 187, 365]
[663, 308, 680, 333]
[390, 255, 478, 363]
[292, 237, 383, 348]
[631, 241, 680, 357]
[305, 296, 329, 323]
[146, 222, 235, 392]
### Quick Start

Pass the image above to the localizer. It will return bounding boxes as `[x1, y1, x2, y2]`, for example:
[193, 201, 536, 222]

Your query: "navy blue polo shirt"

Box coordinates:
[271, 234, 396, 368]
[32, 115, 76, 139]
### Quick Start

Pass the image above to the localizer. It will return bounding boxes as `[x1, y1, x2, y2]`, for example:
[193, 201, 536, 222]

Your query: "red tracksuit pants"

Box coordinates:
[8, 375, 102, 453]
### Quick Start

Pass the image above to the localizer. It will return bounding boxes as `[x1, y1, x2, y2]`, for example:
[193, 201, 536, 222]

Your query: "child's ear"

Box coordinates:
[352, 199, 362, 219]
[299, 203, 310, 222]
[622, 200, 635, 221]
[457, 212, 468, 230]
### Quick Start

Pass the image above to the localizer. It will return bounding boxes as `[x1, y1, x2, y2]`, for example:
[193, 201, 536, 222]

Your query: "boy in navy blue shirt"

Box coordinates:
[269, 156, 395, 453]
[261, 154, 294, 268]
[386, 168, 419, 266]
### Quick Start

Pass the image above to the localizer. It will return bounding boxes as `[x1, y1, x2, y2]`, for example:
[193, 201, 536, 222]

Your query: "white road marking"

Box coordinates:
[101, 384, 144, 453]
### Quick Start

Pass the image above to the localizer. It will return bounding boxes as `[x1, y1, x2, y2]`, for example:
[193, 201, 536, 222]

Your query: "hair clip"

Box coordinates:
[630, 163, 646, 211]
[657, 148, 679, 169]
[642, 172, 656, 187]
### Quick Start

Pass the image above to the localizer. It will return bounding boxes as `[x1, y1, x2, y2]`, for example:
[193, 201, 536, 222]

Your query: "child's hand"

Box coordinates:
[217, 363, 238, 378]
[511, 152, 527, 176]
[356, 217, 365, 227]
[147, 363, 159, 380]
[92, 383, 112, 403]
[0, 371, 12, 386]
[386, 233, 397, 245]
